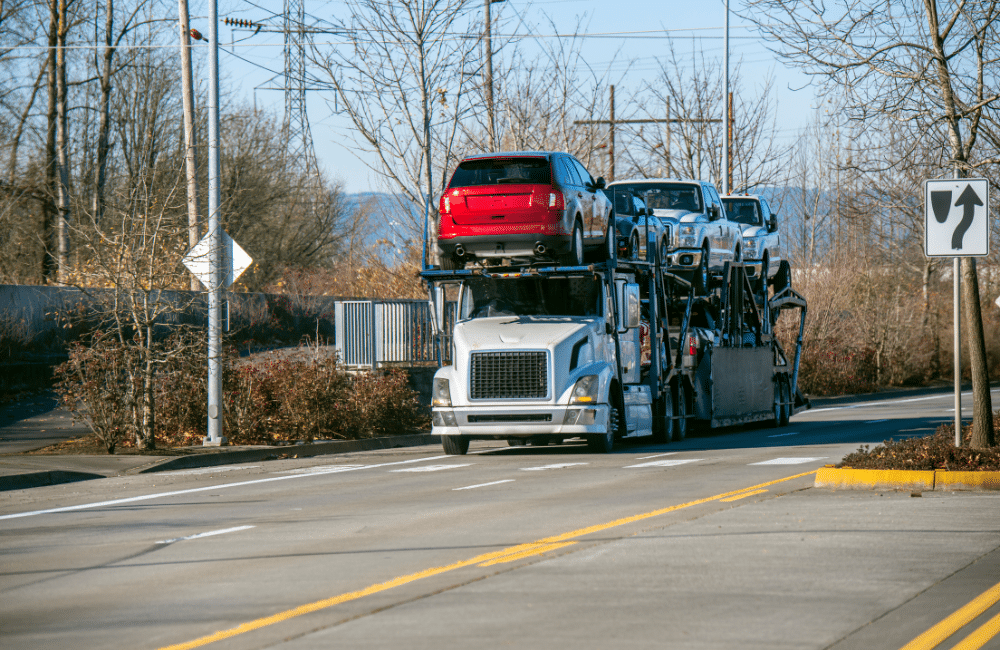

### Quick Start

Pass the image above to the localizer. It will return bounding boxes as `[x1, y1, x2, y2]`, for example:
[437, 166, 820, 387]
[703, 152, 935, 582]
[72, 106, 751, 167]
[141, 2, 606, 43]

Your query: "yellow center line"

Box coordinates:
[950, 611, 1000, 650]
[157, 469, 816, 650]
[721, 488, 769, 502]
[900, 580, 1000, 650]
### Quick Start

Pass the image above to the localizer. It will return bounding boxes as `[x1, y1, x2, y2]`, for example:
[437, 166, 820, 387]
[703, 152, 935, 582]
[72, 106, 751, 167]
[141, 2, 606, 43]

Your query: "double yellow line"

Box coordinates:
[901, 580, 1000, 650]
[158, 470, 816, 650]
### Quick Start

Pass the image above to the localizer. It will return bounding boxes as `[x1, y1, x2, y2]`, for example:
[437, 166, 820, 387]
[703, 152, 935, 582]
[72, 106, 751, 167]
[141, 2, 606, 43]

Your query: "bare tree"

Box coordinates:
[312, 0, 480, 263]
[744, 0, 999, 448]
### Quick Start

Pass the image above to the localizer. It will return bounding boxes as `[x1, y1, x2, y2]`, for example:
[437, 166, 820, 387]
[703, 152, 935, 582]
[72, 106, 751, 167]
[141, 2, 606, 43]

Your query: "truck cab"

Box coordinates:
[430, 270, 651, 454]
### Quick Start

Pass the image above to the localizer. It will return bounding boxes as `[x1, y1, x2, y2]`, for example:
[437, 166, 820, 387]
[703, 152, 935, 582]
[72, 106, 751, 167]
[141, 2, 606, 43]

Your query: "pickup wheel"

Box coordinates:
[442, 435, 469, 455]
[672, 382, 688, 441]
[628, 231, 640, 260]
[693, 245, 710, 295]
[758, 255, 770, 296]
[658, 238, 669, 268]
[588, 405, 618, 453]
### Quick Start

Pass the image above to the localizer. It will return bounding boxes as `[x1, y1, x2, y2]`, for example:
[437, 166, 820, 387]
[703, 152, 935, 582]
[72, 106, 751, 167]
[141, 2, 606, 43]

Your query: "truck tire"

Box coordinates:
[442, 435, 469, 455]
[672, 382, 687, 441]
[694, 245, 710, 295]
[652, 394, 674, 443]
[628, 231, 640, 260]
[773, 260, 791, 294]
[588, 405, 617, 453]
[508, 438, 526, 447]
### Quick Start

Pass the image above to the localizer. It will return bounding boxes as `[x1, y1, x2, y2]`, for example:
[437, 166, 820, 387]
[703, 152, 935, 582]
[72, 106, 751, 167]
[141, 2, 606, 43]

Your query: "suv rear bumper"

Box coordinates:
[438, 232, 573, 260]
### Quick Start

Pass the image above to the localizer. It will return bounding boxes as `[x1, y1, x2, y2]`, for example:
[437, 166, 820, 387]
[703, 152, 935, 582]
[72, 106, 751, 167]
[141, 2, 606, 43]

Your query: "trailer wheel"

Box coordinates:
[442, 435, 469, 455]
[672, 382, 687, 441]
[588, 406, 617, 453]
[779, 378, 791, 427]
[772, 376, 783, 426]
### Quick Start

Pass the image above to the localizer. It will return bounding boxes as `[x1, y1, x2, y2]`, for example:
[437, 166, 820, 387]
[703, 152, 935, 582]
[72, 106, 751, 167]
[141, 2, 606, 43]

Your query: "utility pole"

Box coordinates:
[179, 0, 201, 291]
[484, 0, 501, 150]
[575, 87, 719, 181]
[723, 0, 730, 194]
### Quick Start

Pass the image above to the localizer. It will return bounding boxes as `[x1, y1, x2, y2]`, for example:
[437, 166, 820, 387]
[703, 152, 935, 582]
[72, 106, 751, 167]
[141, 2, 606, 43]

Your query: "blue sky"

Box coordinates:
[212, 0, 820, 193]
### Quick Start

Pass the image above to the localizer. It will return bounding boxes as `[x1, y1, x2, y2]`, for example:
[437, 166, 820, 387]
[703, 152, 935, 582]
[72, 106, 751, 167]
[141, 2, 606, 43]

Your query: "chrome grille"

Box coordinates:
[470, 351, 548, 399]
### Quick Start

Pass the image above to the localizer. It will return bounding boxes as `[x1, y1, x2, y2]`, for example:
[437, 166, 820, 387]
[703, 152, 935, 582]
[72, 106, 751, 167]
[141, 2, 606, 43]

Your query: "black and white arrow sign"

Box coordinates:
[925, 179, 990, 257]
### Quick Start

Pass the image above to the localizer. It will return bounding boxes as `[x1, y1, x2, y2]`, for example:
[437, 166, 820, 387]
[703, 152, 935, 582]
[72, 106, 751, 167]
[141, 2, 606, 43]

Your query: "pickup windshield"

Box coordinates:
[462, 277, 602, 319]
[612, 183, 702, 212]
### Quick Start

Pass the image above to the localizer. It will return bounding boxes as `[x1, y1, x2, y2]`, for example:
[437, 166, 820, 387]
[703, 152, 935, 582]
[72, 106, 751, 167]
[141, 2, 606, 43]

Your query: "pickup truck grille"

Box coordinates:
[470, 351, 548, 399]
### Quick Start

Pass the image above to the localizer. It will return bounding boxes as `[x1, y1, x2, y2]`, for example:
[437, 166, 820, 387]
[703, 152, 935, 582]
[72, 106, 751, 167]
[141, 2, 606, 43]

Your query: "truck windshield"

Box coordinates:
[612, 183, 702, 212]
[462, 277, 602, 319]
[448, 157, 551, 187]
[721, 199, 761, 226]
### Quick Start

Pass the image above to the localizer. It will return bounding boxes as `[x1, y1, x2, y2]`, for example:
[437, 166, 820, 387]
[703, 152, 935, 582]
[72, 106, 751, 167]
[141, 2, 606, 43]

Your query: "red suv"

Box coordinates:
[438, 152, 613, 268]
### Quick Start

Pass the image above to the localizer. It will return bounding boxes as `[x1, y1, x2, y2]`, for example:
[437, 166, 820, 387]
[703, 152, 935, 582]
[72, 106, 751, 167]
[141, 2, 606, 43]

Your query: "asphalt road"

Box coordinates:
[2, 388, 999, 650]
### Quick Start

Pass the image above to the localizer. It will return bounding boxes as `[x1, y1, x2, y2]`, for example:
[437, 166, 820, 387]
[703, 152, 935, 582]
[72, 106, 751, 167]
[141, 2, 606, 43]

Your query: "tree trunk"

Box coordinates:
[43, 3, 58, 283]
[961, 257, 994, 448]
[93, 0, 113, 225]
[179, 0, 202, 290]
[54, 0, 71, 285]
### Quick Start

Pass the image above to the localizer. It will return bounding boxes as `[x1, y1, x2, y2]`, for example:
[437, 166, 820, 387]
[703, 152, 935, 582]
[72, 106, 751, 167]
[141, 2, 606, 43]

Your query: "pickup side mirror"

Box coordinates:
[594, 176, 607, 190]
[769, 213, 778, 233]
[707, 204, 721, 221]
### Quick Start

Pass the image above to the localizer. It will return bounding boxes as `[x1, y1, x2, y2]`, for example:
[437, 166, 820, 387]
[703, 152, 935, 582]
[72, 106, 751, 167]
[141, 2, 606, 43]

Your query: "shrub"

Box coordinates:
[840, 414, 1000, 471]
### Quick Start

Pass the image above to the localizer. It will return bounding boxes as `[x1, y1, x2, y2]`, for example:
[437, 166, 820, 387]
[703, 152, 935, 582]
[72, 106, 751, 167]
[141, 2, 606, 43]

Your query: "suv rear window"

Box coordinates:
[448, 158, 551, 188]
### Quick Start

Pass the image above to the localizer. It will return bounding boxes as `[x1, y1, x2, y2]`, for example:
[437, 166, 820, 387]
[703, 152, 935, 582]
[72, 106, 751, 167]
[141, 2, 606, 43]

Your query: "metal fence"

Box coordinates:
[334, 299, 456, 368]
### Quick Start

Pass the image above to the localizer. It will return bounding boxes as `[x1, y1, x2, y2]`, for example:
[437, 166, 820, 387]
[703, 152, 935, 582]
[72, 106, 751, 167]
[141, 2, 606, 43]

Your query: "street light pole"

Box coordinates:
[205, 0, 226, 446]
[484, 0, 503, 150]
[723, 0, 730, 195]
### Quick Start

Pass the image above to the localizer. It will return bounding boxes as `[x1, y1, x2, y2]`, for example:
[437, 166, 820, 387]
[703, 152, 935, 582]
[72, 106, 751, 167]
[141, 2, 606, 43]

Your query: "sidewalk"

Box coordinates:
[0, 391, 435, 492]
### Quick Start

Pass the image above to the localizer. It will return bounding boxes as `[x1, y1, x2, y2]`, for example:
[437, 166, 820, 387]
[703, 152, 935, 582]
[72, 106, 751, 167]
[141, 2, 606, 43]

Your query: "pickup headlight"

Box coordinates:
[742, 236, 759, 256]
[432, 378, 452, 407]
[570, 375, 599, 404]
[678, 225, 697, 247]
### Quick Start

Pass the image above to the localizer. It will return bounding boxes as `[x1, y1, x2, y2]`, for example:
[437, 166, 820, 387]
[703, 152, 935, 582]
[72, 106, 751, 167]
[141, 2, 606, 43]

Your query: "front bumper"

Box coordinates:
[664, 247, 703, 271]
[431, 404, 610, 438]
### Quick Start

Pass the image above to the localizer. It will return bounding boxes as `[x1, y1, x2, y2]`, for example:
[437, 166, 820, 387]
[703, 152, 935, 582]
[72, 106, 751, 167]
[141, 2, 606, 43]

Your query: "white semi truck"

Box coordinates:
[422, 235, 808, 454]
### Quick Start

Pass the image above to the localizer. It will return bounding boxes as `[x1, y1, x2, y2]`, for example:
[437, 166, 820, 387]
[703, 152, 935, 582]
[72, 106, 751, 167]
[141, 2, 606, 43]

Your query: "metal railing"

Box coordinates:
[334, 299, 456, 368]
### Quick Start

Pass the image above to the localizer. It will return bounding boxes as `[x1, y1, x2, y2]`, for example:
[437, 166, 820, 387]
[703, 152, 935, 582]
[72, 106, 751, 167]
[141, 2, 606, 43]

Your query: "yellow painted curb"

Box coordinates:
[815, 467, 934, 491]
[935, 471, 1000, 491]
[815, 467, 1000, 491]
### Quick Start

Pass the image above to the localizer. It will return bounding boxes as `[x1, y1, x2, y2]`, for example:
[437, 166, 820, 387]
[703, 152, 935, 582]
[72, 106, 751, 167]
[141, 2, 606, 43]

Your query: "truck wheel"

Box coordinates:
[442, 435, 469, 455]
[567, 221, 585, 265]
[588, 406, 617, 453]
[628, 231, 640, 260]
[652, 394, 674, 443]
[773, 260, 791, 294]
[658, 238, 669, 268]
[694, 246, 709, 295]
[672, 382, 687, 441]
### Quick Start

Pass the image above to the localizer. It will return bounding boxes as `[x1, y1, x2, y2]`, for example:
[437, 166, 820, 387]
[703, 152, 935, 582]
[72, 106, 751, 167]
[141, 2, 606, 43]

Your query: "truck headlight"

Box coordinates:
[570, 375, 599, 404]
[743, 237, 759, 255]
[432, 378, 452, 407]
[678, 225, 697, 247]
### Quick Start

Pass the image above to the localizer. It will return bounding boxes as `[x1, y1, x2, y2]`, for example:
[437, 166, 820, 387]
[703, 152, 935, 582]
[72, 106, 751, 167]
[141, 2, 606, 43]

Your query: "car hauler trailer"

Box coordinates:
[421, 233, 807, 455]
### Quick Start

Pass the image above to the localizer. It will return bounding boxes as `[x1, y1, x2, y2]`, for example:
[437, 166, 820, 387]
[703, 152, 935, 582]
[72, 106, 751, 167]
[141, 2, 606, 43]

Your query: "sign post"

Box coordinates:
[924, 178, 989, 446]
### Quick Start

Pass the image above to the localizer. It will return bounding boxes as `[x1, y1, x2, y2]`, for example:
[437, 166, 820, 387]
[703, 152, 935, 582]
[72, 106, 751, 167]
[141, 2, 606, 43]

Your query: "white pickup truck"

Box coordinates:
[428, 267, 653, 454]
[720, 193, 784, 292]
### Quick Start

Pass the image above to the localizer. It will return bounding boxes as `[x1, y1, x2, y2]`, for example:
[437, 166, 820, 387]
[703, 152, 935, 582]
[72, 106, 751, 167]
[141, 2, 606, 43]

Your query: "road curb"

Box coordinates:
[815, 467, 1000, 492]
[126, 434, 439, 475]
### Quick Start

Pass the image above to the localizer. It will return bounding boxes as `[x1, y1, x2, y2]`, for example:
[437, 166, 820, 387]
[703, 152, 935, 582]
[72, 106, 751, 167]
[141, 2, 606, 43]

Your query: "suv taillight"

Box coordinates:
[549, 192, 563, 210]
[441, 196, 451, 214]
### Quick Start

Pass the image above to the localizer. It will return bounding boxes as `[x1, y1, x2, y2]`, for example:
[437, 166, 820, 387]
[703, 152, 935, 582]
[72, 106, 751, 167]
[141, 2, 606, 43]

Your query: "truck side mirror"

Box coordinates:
[769, 213, 778, 233]
[594, 176, 607, 190]
[429, 286, 445, 334]
[707, 204, 720, 221]
[616, 281, 641, 332]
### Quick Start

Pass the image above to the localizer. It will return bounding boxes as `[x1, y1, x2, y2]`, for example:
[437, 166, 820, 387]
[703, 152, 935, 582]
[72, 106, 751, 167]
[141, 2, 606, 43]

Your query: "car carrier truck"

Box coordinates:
[421, 226, 808, 455]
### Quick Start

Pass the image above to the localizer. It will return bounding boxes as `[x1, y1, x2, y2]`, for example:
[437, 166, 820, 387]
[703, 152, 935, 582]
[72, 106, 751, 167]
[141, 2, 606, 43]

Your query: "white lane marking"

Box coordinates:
[750, 457, 826, 465]
[865, 419, 889, 424]
[805, 389, 1000, 414]
[0, 455, 451, 521]
[276, 465, 365, 474]
[520, 463, 588, 471]
[165, 465, 261, 476]
[453, 479, 516, 491]
[635, 452, 678, 460]
[392, 464, 473, 473]
[767, 431, 800, 438]
[156, 525, 255, 545]
[625, 459, 702, 468]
